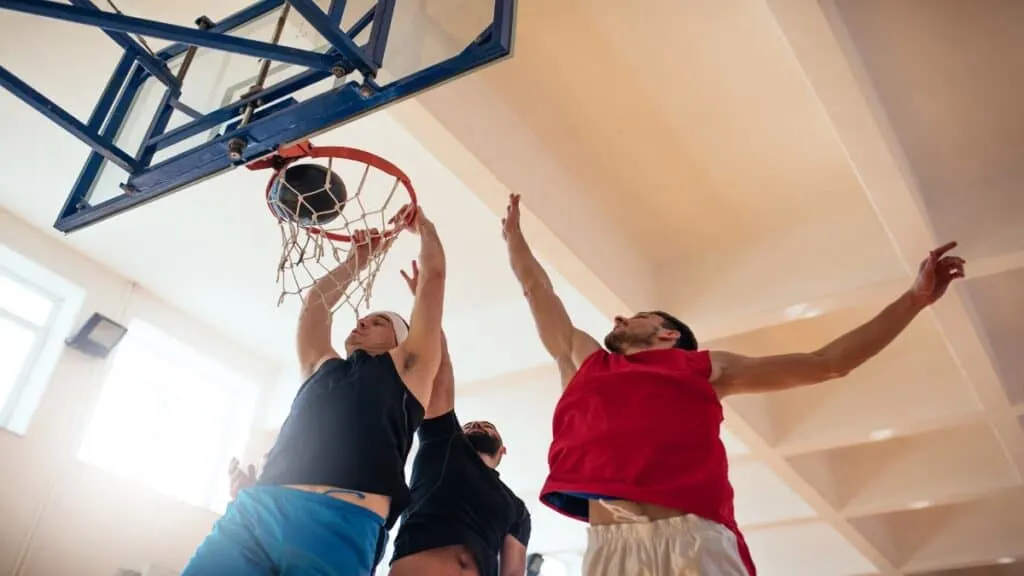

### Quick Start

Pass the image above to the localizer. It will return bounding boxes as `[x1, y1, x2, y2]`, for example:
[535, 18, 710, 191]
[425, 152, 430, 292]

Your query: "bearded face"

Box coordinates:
[604, 314, 665, 353]
[462, 420, 504, 463]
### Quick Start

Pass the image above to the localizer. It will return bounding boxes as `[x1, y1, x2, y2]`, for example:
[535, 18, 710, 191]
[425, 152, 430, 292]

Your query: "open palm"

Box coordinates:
[911, 241, 966, 305]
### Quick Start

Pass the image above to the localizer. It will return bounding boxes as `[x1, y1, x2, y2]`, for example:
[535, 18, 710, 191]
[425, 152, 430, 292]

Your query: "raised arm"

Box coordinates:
[297, 229, 381, 379]
[502, 194, 600, 387]
[391, 208, 447, 409]
[711, 242, 965, 397]
[401, 261, 454, 418]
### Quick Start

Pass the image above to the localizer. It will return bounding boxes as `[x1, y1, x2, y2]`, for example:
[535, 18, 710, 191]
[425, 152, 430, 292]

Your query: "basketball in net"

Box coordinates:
[247, 141, 417, 313]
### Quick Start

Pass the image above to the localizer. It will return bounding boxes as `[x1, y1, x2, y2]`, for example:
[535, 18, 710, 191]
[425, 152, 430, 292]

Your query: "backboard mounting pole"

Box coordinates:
[67, 0, 180, 92]
[285, 0, 377, 77]
[0, 65, 138, 171]
[0, 0, 339, 71]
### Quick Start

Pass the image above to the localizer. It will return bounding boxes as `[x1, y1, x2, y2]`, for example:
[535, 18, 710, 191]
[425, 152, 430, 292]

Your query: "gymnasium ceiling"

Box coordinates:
[1, 0, 1023, 575]
[395, 0, 1024, 574]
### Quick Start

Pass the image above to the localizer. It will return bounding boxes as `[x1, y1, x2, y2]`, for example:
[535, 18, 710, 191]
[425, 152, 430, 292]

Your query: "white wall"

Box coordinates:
[0, 209, 281, 576]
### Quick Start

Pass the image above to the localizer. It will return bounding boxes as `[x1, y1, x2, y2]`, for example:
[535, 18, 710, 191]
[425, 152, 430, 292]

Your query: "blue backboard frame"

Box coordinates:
[0, 0, 515, 233]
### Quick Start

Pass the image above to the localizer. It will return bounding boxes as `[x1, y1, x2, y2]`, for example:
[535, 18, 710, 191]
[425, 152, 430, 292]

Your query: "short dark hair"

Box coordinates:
[650, 311, 698, 351]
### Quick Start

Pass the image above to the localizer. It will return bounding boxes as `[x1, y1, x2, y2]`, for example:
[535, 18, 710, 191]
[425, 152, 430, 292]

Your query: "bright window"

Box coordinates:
[79, 320, 256, 512]
[0, 269, 57, 427]
[540, 558, 569, 576]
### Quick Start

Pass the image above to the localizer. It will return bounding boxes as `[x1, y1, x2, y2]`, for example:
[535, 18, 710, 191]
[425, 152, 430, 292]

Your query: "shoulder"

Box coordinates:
[573, 348, 609, 373]
[502, 482, 528, 514]
[303, 355, 347, 382]
[507, 492, 532, 543]
[417, 410, 462, 443]
[683, 349, 713, 377]
[645, 348, 713, 377]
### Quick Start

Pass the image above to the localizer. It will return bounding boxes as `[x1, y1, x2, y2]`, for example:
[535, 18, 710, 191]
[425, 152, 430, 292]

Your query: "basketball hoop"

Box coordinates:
[247, 141, 418, 313]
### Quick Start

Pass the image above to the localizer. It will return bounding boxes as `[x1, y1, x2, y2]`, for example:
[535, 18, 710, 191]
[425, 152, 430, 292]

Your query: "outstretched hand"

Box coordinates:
[501, 194, 522, 241]
[400, 260, 420, 295]
[228, 457, 258, 501]
[910, 241, 966, 306]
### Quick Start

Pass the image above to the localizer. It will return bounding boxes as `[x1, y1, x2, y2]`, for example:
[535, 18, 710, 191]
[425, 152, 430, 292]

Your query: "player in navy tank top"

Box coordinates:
[183, 206, 449, 576]
[502, 193, 965, 576]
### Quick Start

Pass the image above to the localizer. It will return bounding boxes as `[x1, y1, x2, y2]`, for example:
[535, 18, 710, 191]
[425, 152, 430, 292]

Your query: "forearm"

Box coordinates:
[417, 221, 446, 279]
[817, 291, 926, 375]
[505, 231, 581, 361]
[506, 230, 553, 292]
[306, 260, 360, 313]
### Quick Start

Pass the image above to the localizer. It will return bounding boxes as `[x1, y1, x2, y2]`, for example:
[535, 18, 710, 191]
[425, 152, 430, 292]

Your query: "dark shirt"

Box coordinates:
[259, 351, 425, 530]
[391, 411, 531, 576]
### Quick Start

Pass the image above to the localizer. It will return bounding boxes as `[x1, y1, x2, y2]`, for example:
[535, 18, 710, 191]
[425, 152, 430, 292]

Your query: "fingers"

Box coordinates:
[246, 464, 256, 478]
[400, 261, 419, 280]
[389, 204, 413, 225]
[940, 257, 966, 279]
[228, 457, 239, 475]
[351, 228, 384, 248]
[931, 240, 958, 259]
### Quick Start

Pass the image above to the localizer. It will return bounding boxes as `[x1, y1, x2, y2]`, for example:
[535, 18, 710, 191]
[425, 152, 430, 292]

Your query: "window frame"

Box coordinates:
[0, 247, 84, 434]
[78, 317, 258, 512]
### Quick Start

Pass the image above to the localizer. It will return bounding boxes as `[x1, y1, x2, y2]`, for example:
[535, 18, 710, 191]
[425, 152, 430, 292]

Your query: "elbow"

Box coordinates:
[416, 260, 447, 286]
[814, 350, 851, 381]
[520, 276, 552, 297]
[420, 266, 446, 282]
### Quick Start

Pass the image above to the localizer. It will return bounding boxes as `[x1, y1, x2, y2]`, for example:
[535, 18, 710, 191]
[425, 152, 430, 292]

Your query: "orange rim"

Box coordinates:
[260, 144, 417, 243]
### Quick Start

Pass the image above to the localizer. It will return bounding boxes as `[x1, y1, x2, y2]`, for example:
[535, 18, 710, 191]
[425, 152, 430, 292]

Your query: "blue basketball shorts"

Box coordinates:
[181, 485, 385, 576]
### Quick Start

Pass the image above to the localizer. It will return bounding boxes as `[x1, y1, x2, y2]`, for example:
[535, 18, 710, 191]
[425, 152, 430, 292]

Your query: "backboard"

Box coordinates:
[0, 0, 514, 233]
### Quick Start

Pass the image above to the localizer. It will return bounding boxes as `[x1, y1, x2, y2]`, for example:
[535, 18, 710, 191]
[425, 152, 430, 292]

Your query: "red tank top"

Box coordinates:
[540, 348, 756, 575]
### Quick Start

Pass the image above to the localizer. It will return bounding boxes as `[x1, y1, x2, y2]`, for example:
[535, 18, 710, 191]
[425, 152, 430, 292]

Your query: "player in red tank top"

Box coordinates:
[501, 194, 965, 576]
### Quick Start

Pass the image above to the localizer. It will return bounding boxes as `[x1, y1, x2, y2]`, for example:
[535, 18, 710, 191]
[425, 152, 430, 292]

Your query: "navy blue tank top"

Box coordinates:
[259, 350, 425, 529]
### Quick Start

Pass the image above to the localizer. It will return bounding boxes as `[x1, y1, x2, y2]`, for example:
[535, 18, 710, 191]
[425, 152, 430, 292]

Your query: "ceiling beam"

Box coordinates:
[385, 78, 657, 319]
[762, 0, 1024, 571]
[695, 249, 1024, 343]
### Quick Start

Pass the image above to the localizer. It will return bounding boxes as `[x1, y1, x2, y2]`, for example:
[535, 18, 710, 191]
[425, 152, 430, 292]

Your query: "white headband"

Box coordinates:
[376, 311, 409, 345]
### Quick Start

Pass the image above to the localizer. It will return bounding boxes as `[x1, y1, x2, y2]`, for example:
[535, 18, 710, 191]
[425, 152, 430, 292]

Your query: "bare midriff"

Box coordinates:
[588, 499, 686, 525]
[284, 484, 390, 520]
[388, 544, 479, 576]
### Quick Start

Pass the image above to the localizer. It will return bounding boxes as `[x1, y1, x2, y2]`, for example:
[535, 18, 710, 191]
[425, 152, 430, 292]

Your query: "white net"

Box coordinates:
[266, 151, 412, 318]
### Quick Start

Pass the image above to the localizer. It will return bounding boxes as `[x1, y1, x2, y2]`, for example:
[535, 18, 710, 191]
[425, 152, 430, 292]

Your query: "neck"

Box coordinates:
[346, 345, 390, 357]
[620, 341, 675, 355]
[477, 452, 500, 469]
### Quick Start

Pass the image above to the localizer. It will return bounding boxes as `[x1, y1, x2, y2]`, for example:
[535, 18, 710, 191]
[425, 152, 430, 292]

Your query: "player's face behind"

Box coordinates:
[604, 311, 697, 354]
[463, 420, 506, 467]
[344, 312, 400, 356]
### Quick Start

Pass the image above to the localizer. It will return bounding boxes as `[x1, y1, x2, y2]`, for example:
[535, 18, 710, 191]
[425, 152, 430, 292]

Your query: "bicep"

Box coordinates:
[554, 330, 600, 390]
[710, 350, 840, 397]
[296, 300, 338, 379]
[570, 329, 601, 366]
[424, 366, 454, 419]
[424, 335, 455, 418]
[522, 283, 579, 359]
